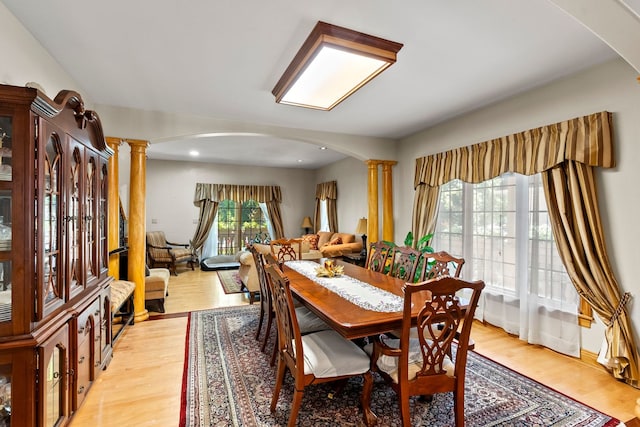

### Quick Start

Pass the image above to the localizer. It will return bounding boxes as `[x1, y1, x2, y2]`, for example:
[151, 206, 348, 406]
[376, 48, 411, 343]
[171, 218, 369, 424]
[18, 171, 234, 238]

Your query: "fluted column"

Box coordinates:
[366, 160, 379, 244]
[106, 137, 122, 279]
[381, 161, 397, 242]
[127, 139, 149, 322]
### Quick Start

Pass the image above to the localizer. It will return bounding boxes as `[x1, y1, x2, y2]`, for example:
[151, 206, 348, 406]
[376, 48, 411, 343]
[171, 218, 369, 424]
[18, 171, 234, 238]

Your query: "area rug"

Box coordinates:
[180, 305, 621, 427]
[216, 270, 243, 294]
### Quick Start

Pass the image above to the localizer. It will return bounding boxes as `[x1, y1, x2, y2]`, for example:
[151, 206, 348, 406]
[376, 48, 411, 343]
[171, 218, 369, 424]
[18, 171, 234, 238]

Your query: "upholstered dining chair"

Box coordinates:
[264, 263, 375, 427]
[365, 240, 394, 273]
[418, 250, 465, 281]
[270, 238, 302, 266]
[368, 276, 484, 426]
[262, 253, 330, 366]
[387, 246, 422, 282]
[248, 245, 273, 348]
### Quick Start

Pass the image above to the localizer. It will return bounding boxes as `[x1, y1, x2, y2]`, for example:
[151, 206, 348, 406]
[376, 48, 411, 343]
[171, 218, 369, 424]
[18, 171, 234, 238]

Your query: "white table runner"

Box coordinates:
[285, 260, 403, 313]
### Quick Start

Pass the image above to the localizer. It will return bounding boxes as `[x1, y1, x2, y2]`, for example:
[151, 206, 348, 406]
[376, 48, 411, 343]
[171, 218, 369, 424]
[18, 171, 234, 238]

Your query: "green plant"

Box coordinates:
[404, 231, 435, 282]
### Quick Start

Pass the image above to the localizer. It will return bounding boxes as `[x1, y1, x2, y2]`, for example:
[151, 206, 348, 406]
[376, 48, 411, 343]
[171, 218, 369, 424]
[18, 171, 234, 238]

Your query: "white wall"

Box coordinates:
[396, 58, 640, 353]
[0, 3, 86, 100]
[145, 159, 317, 244]
[315, 157, 368, 236]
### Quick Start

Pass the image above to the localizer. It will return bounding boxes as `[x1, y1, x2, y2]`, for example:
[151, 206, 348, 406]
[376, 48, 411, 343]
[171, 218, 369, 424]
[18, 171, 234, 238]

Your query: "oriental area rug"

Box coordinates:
[216, 270, 244, 294]
[180, 305, 620, 427]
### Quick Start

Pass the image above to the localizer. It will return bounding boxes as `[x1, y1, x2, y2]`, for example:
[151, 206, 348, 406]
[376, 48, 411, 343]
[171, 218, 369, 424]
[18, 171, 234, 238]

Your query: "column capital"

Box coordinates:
[105, 136, 123, 152]
[380, 160, 398, 169]
[126, 139, 150, 154]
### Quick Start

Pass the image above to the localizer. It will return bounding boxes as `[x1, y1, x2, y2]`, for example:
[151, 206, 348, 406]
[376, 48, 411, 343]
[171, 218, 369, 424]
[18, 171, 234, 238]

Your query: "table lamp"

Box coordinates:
[301, 216, 313, 234]
[355, 217, 368, 258]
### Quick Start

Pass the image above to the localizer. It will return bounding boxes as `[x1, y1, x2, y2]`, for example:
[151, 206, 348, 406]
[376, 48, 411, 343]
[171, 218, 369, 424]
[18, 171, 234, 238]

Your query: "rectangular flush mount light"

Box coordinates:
[272, 21, 403, 111]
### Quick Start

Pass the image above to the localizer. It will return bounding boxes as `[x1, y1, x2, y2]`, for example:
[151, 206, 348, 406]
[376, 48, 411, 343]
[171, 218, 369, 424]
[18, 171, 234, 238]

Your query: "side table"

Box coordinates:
[341, 253, 366, 267]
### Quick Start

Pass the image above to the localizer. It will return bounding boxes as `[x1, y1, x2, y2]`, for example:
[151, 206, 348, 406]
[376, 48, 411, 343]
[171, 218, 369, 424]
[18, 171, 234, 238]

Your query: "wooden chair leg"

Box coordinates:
[270, 358, 286, 413]
[255, 306, 264, 340]
[261, 309, 273, 352]
[270, 339, 277, 366]
[399, 390, 411, 427]
[454, 388, 464, 427]
[288, 388, 304, 427]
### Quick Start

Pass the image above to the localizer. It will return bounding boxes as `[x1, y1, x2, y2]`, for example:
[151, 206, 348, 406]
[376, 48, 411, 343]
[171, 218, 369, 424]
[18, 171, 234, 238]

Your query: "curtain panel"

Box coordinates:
[314, 181, 338, 232]
[412, 111, 640, 386]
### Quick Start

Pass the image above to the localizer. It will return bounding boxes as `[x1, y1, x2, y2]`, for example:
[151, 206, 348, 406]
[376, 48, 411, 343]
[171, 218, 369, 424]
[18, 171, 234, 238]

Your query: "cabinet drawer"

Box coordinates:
[75, 337, 92, 408]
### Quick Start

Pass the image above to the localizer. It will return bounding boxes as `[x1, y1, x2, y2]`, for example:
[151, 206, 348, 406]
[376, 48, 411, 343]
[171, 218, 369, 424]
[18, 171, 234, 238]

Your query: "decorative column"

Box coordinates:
[381, 161, 397, 242]
[366, 160, 380, 244]
[106, 137, 122, 278]
[127, 139, 149, 322]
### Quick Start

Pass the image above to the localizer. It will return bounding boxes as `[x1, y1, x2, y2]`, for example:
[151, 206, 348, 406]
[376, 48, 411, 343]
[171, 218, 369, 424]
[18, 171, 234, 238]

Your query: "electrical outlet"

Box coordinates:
[151, 219, 158, 224]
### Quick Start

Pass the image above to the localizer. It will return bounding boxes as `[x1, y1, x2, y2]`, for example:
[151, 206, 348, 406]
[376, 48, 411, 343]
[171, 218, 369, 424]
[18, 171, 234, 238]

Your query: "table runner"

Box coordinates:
[285, 260, 403, 312]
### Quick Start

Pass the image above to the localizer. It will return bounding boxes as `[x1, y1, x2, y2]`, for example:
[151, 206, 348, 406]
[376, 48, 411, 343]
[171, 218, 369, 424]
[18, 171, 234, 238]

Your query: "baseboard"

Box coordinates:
[580, 348, 600, 367]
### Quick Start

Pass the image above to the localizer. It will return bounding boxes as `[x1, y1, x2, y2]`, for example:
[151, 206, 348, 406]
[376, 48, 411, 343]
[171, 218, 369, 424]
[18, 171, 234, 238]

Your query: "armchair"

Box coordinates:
[146, 231, 194, 275]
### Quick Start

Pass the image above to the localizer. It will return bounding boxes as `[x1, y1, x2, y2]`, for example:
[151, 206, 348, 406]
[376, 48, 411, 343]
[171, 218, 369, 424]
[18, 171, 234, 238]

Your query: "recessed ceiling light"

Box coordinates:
[272, 21, 403, 111]
[319, 146, 327, 150]
[297, 159, 303, 163]
[189, 150, 200, 156]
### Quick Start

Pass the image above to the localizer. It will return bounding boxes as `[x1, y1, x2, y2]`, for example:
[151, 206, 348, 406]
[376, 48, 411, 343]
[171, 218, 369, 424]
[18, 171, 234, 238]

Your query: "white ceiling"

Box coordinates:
[2, 0, 620, 168]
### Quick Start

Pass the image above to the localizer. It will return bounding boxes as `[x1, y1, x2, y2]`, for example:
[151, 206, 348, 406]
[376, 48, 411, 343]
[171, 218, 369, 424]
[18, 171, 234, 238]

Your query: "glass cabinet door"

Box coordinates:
[0, 117, 11, 182]
[0, 116, 12, 328]
[39, 324, 69, 427]
[40, 124, 65, 319]
[67, 145, 83, 297]
[84, 155, 97, 286]
[99, 161, 109, 277]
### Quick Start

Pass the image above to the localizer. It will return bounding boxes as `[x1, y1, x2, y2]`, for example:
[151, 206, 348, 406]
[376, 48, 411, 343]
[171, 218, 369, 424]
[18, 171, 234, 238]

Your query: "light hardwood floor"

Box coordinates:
[70, 267, 640, 426]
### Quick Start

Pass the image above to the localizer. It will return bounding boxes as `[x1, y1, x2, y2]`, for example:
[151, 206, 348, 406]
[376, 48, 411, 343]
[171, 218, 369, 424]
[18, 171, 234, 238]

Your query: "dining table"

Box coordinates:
[283, 258, 413, 340]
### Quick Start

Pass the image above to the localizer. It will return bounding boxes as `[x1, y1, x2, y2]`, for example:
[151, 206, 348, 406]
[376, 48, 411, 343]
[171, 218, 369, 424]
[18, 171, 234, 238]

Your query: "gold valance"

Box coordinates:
[193, 183, 282, 205]
[315, 180, 338, 200]
[414, 111, 614, 188]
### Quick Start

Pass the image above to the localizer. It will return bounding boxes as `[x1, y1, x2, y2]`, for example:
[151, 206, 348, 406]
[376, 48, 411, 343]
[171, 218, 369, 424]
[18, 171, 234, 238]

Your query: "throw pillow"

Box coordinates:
[328, 236, 343, 246]
[302, 234, 319, 250]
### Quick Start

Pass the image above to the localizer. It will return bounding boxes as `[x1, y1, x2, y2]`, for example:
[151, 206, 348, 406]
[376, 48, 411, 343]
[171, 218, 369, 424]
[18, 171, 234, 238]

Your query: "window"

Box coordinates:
[318, 200, 329, 232]
[432, 173, 580, 356]
[216, 200, 268, 255]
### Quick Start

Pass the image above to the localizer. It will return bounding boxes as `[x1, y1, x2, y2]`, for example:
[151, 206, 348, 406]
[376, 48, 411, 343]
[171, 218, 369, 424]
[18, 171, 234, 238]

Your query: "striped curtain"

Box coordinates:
[192, 183, 285, 251]
[412, 111, 640, 386]
[313, 181, 338, 233]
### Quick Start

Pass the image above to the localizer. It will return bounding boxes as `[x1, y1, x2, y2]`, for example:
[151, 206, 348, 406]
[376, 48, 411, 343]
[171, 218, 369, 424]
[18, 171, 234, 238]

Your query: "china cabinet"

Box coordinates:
[0, 83, 113, 426]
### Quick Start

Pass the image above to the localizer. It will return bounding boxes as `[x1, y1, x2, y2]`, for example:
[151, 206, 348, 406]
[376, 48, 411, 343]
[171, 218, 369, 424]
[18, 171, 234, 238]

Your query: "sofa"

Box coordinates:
[303, 231, 362, 258]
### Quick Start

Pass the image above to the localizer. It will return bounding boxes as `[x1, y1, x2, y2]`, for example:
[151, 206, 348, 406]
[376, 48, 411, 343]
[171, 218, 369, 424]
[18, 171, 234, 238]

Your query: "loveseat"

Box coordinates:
[302, 231, 362, 258]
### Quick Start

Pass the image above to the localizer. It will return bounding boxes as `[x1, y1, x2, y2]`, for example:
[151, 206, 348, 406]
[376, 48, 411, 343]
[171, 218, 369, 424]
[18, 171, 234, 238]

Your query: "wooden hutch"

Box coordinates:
[0, 84, 113, 426]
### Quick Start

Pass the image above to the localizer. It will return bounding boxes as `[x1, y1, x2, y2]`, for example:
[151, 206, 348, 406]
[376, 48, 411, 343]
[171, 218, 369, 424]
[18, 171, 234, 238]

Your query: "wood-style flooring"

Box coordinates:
[70, 267, 640, 426]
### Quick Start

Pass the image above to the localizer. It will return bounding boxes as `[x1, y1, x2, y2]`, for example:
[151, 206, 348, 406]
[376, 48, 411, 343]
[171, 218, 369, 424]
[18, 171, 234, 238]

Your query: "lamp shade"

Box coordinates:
[355, 218, 367, 235]
[301, 216, 313, 229]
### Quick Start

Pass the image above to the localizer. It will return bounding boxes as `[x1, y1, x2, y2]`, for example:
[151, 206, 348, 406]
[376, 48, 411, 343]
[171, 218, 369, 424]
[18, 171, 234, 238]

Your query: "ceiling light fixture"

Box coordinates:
[272, 21, 403, 111]
[189, 150, 200, 156]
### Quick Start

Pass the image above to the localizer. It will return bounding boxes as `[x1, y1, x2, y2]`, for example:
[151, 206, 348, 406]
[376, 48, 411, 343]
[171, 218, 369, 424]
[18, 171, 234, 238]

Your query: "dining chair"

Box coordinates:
[387, 246, 422, 282]
[262, 253, 330, 365]
[368, 276, 484, 427]
[264, 264, 375, 427]
[418, 250, 465, 281]
[270, 238, 302, 266]
[247, 245, 273, 349]
[365, 240, 394, 273]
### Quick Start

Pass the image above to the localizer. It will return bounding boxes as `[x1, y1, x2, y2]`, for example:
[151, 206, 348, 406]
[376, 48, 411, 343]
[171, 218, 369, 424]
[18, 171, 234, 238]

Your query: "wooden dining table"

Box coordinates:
[283, 259, 411, 340]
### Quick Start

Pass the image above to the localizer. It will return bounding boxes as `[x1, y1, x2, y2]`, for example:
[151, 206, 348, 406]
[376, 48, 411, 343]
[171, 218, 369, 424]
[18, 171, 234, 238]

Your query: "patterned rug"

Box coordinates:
[217, 270, 243, 294]
[180, 305, 620, 427]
